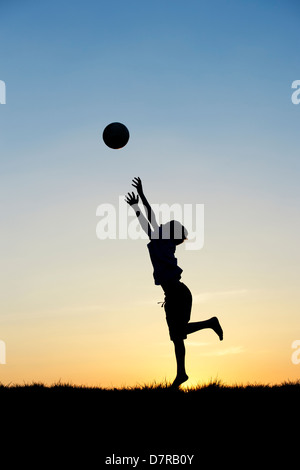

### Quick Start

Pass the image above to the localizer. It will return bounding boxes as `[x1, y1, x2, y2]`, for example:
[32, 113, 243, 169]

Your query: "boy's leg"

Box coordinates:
[186, 316, 223, 341]
[170, 339, 189, 388]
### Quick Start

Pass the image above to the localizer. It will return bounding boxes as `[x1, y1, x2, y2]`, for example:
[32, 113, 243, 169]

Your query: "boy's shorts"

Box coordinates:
[163, 281, 192, 342]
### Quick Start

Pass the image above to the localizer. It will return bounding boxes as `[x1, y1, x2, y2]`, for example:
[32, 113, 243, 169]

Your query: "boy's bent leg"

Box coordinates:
[170, 339, 189, 388]
[186, 316, 223, 341]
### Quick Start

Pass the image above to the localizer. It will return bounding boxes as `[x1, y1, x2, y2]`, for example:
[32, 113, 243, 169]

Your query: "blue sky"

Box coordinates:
[1, 0, 299, 201]
[1, 0, 300, 386]
[1, 0, 299, 209]
[1, 1, 299, 151]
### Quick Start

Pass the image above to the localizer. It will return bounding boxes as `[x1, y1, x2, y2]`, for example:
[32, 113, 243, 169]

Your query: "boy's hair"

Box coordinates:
[159, 220, 188, 243]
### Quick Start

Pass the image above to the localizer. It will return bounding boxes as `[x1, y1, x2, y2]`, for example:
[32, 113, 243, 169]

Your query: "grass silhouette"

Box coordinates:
[1, 378, 300, 392]
[1, 379, 299, 466]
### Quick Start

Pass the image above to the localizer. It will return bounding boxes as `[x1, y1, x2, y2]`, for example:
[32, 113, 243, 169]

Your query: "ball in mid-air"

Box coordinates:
[102, 122, 130, 149]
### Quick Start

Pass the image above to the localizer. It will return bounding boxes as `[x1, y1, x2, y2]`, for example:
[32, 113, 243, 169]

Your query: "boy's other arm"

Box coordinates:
[131, 177, 159, 231]
[125, 192, 153, 238]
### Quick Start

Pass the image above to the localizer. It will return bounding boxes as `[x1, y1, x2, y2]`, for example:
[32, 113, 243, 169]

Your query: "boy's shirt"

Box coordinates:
[147, 239, 183, 285]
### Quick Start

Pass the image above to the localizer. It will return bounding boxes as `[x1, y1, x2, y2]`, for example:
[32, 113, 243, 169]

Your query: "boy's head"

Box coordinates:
[159, 220, 188, 245]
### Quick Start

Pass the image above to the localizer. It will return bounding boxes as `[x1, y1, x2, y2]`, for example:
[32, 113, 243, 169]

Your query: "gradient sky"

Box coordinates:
[1, 0, 299, 387]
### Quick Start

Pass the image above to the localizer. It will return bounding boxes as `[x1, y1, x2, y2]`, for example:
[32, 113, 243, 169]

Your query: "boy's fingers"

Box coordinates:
[132, 177, 140, 185]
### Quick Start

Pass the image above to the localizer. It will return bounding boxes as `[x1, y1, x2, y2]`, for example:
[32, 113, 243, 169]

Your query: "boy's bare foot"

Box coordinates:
[211, 317, 223, 341]
[170, 373, 189, 389]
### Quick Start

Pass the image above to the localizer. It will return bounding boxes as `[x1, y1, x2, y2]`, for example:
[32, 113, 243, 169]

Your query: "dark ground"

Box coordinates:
[1, 381, 299, 467]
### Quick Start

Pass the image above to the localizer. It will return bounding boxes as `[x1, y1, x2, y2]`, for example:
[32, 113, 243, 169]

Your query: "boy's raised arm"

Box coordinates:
[131, 177, 159, 231]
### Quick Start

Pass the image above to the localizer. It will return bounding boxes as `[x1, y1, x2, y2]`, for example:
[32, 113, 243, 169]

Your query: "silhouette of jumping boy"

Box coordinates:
[125, 177, 223, 388]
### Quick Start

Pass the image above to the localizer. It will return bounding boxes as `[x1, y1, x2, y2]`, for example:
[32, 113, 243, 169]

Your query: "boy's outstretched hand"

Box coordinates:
[125, 192, 139, 206]
[132, 176, 143, 195]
